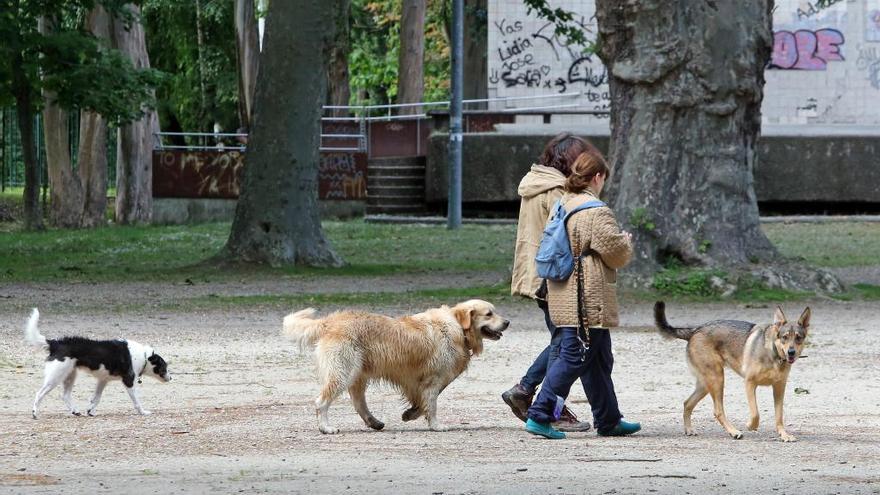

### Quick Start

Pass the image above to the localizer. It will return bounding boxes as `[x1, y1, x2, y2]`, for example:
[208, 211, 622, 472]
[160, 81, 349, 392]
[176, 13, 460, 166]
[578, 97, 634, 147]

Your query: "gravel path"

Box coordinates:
[1, 295, 878, 494]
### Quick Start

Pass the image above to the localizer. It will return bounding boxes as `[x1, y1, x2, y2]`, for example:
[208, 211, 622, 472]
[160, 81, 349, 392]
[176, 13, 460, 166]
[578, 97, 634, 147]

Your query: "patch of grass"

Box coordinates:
[652, 267, 813, 302]
[0, 220, 516, 283]
[167, 284, 515, 311]
[834, 283, 880, 301]
[763, 222, 880, 267]
[652, 266, 727, 298]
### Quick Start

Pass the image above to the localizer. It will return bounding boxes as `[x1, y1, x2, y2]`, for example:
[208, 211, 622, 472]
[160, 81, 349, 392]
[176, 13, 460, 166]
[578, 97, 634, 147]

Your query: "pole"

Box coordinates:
[447, 0, 463, 229]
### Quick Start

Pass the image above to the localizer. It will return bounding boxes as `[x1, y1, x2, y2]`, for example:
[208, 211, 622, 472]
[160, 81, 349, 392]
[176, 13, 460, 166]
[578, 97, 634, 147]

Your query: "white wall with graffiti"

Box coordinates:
[486, 0, 608, 123]
[487, 0, 880, 125]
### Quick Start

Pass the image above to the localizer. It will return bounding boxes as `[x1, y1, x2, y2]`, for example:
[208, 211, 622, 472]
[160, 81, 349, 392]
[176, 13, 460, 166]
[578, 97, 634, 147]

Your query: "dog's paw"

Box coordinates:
[139, 409, 152, 416]
[684, 428, 697, 436]
[429, 423, 449, 432]
[319, 425, 340, 435]
[71, 411, 81, 417]
[87, 409, 97, 417]
[401, 407, 421, 422]
[367, 418, 385, 431]
[747, 417, 759, 431]
[729, 429, 743, 440]
[31, 412, 37, 420]
[779, 432, 797, 442]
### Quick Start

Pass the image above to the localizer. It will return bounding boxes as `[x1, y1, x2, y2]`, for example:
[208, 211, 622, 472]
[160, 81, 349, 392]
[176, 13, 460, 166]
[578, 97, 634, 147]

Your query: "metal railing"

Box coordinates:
[152, 92, 603, 155]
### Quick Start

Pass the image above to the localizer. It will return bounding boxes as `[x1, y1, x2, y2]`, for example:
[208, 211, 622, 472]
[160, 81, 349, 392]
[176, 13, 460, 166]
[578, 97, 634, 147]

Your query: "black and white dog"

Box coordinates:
[25, 308, 172, 418]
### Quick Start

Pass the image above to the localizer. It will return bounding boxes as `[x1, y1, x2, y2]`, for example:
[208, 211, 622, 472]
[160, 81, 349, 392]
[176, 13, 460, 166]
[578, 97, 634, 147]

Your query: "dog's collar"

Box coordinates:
[137, 352, 149, 384]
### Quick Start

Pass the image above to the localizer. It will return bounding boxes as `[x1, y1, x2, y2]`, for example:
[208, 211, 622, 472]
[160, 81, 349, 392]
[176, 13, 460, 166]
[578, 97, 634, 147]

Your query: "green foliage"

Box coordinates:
[629, 207, 655, 232]
[0, 1, 161, 122]
[142, 0, 238, 133]
[697, 239, 711, 254]
[349, 0, 451, 107]
[520, 0, 589, 48]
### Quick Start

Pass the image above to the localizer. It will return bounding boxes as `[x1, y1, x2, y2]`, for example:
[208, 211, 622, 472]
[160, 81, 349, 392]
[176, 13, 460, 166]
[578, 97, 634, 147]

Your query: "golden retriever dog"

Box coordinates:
[283, 299, 509, 434]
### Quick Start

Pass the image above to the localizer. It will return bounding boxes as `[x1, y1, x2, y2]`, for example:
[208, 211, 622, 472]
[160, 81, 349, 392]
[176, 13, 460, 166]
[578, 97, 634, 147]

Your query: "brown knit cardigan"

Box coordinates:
[546, 191, 632, 328]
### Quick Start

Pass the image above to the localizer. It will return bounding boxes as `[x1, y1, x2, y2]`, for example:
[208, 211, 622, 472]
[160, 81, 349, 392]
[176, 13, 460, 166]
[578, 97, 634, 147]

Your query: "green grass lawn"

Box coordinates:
[1, 218, 878, 303]
[762, 222, 880, 267]
[0, 220, 516, 283]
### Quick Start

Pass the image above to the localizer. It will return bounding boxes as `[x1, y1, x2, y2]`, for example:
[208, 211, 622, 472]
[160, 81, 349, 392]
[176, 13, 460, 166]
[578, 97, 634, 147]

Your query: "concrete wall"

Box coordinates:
[426, 130, 880, 204]
[487, 0, 880, 126]
[152, 198, 365, 225]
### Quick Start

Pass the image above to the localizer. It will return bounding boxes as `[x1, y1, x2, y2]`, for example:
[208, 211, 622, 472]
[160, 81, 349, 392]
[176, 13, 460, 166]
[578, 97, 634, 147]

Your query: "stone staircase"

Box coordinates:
[366, 157, 426, 215]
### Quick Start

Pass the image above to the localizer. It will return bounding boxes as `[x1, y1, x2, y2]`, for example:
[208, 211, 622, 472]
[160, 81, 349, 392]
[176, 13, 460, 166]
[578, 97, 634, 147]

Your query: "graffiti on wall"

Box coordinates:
[868, 8, 880, 42]
[857, 45, 880, 89]
[318, 152, 367, 200]
[487, 3, 609, 115]
[153, 150, 367, 200]
[769, 29, 845, 70]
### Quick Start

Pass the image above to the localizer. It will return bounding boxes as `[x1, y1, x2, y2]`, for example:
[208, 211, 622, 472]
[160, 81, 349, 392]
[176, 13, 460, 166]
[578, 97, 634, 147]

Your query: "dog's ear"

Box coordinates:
[454, 305, 473, 330]
[773, 306, 787, 325]
[798, 307, 811, 331]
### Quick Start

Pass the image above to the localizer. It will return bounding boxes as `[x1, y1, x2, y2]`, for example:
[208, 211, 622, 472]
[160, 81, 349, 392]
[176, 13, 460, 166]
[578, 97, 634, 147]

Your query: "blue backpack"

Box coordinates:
[535, 198, 606, 281]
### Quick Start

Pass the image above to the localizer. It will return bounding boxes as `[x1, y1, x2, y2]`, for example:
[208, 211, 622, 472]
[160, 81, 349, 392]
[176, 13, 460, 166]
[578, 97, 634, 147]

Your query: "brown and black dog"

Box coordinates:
[654, 301, 810, 442]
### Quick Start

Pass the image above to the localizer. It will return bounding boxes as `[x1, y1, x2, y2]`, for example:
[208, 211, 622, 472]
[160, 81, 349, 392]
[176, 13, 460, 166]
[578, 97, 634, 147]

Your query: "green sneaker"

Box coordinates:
[525, 418, 566, 439]
[597, 419, 641, 437]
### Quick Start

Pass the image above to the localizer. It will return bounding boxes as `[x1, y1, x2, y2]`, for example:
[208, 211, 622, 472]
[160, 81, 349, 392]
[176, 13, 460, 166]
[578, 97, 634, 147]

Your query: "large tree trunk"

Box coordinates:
[42, 99, 85, 227]
[463, 0, 487, 108]
[396, 0, 426, 115]
[221, 0, 344, 266]
[112, 4, 158, 224]
[326, 0, 351, 117]
[595, 0, 778, 278]
[235, 0, 260, 129]
[41, 14, 108, 229]
[77, 111, 108, 227]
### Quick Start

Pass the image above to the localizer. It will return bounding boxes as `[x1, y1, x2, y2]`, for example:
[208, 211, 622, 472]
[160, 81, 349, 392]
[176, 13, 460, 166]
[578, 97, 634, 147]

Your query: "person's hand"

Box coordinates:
[623, 231, 633, 243]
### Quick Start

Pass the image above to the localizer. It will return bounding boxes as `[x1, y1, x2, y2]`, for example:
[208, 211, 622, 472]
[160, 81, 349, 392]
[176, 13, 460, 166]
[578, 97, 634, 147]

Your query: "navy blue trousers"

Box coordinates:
[518, 299, 561, 394]
[527, 327, 623, 432]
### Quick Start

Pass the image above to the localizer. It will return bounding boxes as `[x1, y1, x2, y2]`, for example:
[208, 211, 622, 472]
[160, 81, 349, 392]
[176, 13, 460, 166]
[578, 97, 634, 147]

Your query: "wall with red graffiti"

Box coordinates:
[764, 0, 880, 124]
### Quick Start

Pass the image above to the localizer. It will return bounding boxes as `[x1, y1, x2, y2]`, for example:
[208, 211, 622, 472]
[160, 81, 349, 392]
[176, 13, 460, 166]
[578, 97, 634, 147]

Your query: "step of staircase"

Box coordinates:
[366, 156, 427, 216]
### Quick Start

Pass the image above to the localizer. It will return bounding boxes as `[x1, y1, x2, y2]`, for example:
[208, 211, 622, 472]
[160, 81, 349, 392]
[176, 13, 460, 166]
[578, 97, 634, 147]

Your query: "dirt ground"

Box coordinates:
[0, 283, 878, 494]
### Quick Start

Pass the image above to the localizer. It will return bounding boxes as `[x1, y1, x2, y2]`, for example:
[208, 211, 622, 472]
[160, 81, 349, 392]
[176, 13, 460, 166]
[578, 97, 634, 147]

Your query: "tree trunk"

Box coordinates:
[41, 14, 109, 229]
[13, 86, 44, 231]
[594, 0, 778, 278]
[42, 97, 85, 228]
[112, 4, 159, 224]
[326, 0, 351, 117]
[222, 0, 344, 267]
[463, 0, 487, 108]
[396, 0, 426, 115]
[235, 0, 260, 128]
[77, 111, 108, 227]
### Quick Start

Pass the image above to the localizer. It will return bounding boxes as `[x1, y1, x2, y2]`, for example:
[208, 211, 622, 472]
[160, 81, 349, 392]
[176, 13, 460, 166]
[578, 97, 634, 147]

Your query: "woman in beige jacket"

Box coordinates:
[502, 133, 596, 432]
[524, 148, 641, 439]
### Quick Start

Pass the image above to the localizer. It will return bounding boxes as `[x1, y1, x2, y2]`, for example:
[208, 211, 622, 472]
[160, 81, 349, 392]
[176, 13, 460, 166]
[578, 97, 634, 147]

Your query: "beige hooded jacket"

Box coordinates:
[510, 164, 567, 299]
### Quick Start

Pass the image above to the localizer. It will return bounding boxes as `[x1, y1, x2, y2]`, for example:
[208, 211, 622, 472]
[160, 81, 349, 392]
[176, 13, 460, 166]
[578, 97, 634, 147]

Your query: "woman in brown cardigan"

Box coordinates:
[524, 148, 641, 439]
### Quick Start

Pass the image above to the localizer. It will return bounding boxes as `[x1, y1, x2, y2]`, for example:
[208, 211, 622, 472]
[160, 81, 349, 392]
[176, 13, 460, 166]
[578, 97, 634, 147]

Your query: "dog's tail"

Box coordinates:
[282, 308, 324, 351]
[654, 301, 698, 341]
[24, 308, 48, 349]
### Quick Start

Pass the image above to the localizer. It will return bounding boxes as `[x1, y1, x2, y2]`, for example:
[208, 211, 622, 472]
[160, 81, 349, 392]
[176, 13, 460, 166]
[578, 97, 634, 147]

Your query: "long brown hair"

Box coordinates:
[539, 133, 593, 177]
[565, 148, 610, 193]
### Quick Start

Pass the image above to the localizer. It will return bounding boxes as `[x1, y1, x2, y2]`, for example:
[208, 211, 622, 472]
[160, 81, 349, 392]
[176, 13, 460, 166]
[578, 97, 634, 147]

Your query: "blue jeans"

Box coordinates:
[518, 299, 560, 394]
[527, 327, 623, 432]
